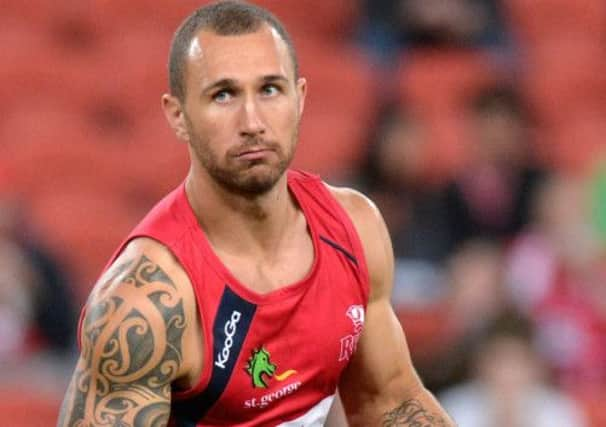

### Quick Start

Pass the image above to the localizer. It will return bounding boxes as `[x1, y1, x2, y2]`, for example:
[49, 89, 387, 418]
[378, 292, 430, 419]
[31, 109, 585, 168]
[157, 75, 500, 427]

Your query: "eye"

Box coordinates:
[213, 89, 233, 103]
[261, 84, 280, 97]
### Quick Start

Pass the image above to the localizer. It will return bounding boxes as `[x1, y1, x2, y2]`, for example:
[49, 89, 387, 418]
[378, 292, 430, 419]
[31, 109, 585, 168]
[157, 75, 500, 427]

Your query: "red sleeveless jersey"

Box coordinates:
[92, 170, 369, 426]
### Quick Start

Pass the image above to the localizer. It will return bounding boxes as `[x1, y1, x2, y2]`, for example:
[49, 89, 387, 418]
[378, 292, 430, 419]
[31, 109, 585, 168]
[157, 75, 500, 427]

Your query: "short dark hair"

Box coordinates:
[168, 0, 298, 101]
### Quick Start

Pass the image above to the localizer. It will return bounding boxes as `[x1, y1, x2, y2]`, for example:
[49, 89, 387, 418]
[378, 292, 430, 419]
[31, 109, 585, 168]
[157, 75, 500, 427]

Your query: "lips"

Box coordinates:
[231, 147, 275, 163]
[232, 142, 278, 160]
[237, 148, 271, 157]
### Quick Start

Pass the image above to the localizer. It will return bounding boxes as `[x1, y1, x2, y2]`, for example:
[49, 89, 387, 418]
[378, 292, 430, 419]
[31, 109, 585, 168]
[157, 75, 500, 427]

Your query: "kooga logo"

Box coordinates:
[215, 310, 242, 369]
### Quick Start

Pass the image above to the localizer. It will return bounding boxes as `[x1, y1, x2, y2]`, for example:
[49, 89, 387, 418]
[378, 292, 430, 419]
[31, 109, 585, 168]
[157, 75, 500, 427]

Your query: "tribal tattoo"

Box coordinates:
[382, 399, 450, 427]
[58, 256, 186, 427]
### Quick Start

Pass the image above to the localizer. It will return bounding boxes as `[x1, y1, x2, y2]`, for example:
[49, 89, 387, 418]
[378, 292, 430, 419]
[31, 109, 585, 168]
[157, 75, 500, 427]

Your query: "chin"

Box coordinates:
[215, 163, 287, 196]
[237, 166, 284, 194]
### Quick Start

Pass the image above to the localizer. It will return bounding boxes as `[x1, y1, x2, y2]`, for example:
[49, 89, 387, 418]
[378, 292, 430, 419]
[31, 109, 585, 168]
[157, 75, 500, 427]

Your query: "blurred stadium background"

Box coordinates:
[1, 0, 606, 425]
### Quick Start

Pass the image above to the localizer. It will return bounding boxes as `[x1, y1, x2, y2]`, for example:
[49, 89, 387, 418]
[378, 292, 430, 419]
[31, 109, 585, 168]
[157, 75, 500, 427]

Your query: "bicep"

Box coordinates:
[58, 255, 188, 427]
[338, 298, 423, 415]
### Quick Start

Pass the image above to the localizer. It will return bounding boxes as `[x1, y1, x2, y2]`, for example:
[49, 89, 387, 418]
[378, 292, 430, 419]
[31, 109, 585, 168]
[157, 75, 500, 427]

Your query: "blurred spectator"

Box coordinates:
[0, 239, 38, 361]
[441, 85, 546, 253]
[505, 175, 606, 391]
[359, 0, 510, 62]
[360, 103, 449, 262]
[0, 197, 77, 357]
[444, 240, 507, 337]
[398, 0, 506, 49]
[408, 240, 512, 391]
[0, 202, 74, 422]
[439, 310, 587, 427]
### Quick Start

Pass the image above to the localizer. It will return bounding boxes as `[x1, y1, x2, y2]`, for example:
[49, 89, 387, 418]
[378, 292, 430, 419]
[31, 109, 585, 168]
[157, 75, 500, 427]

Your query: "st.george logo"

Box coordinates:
[215, 310, 242, 369]
[244, 347, 301, 409]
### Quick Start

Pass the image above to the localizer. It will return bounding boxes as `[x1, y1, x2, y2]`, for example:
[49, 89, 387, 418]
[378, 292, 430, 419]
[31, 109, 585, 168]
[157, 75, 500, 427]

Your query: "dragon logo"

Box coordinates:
[245, 347, 296, 388]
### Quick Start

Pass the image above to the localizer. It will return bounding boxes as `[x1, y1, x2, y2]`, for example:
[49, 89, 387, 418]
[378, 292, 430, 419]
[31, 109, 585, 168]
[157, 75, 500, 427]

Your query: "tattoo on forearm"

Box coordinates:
[58, 256, 186, 427]
[382, 399, 449, 427]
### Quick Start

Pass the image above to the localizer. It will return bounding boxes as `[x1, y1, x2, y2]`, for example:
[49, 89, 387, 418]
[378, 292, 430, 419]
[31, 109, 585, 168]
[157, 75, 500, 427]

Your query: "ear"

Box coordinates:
[295, 77, 307, 117]
[162, 94, 190, 142]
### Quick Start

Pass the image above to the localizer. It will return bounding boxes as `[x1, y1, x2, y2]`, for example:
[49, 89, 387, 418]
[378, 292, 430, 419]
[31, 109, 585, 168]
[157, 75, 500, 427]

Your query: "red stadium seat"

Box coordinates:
[1, 0, 77, 28]
[86, 28, 171, 120]
[0, 100, 126, 198]
[0, 387, 60, 427]
[398, 49, 498, 116]
[290, 41, 379, 180]
[90, 0, 209, 35]
[90, 0, 355, 40]
[28, 189, 144, 299]
[253, 0, 361, 43]
[0, 24, 168, 123]
[88, 0, 360, 43]
[543, 109, 606, 174]
[1, 0, 104, 62]
[505, 0, 606, 45]
[396, 49, 498, 182]
[522, 37, 606, 126]
[121, 111, 191, 204]
[0, 20, 60, 107]
[0, 19, 124, 120]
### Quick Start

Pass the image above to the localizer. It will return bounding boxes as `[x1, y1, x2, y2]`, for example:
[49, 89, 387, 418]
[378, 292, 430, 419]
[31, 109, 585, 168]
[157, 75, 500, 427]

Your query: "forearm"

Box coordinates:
[380, 387, 456, 427]
[346, 386, 456, 427]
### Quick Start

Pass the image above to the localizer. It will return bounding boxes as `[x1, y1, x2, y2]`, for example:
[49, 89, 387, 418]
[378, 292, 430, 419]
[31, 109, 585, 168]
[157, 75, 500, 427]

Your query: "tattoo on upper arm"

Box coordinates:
[58, 256, 187, 427]
[382, 399, 449, 427]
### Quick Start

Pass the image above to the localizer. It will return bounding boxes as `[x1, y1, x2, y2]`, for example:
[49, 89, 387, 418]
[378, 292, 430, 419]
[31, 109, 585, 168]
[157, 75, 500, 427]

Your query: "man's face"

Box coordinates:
[176, 25, 305, 195]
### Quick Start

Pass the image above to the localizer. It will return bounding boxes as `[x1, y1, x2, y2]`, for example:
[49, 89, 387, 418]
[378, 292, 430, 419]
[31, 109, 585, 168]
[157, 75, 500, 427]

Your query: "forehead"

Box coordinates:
[185, 25, 293, 87]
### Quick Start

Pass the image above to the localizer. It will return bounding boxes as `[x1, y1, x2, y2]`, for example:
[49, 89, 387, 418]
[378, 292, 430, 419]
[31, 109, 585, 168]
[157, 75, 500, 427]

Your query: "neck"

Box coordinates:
[184, 167, 296, 255]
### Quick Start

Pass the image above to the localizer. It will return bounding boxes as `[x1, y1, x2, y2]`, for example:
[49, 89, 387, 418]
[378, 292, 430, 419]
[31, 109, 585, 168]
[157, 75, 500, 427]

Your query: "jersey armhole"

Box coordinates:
[317, 182, 371, 305]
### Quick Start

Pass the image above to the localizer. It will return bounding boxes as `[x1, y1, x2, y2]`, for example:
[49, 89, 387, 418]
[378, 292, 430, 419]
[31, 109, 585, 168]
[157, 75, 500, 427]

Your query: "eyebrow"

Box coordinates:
[261, 74, 289, 85]
[201, 74, 289, 95]
[201, 78, 237, 95]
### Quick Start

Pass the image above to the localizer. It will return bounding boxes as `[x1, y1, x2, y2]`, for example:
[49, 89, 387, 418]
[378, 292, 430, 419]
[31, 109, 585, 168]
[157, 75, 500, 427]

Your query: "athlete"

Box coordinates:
[58, 1, 455, 426]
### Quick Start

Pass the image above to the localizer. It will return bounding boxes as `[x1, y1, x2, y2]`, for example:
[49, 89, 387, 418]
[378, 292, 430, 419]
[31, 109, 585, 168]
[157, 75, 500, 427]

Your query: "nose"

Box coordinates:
[239, 97, 266, 138]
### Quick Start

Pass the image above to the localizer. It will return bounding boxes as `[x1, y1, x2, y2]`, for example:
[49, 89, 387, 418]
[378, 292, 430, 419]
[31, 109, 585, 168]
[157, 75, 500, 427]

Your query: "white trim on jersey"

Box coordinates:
[276, 395, 335, 427]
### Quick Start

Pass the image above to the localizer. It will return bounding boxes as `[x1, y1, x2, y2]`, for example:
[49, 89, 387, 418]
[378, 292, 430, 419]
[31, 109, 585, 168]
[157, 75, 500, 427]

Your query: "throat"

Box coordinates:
[212, 213, 315, 296]
[215, 232, 314, 295]
[186, 170, 294, 249]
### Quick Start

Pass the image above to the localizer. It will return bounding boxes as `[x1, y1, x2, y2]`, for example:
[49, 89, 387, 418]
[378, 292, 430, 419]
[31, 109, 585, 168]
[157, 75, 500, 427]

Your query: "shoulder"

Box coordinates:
[325, 184, 394, 301]
[88, 237, 194, 307]
[326, 185, 388, 249]
[326, 185, 380, 222]
[82, 237, 198, 379]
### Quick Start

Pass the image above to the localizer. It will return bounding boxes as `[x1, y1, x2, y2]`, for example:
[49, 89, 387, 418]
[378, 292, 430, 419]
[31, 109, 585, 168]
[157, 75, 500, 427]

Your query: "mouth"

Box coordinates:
[235, 147, 274, 160]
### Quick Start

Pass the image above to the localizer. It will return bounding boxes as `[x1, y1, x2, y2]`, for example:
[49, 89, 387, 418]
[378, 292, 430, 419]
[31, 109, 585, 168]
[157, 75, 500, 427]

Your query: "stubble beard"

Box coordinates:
[189, 128, 298, 197]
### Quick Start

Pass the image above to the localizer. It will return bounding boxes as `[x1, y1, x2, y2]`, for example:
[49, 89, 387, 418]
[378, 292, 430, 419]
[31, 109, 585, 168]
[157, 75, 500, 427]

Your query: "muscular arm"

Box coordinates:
[330, 187, 456, 427]
[58, 240, 198, 427]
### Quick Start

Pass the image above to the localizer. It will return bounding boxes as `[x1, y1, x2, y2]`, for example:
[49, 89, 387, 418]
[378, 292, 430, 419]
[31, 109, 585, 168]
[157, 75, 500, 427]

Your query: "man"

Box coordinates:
[58, 1, 455, 426]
